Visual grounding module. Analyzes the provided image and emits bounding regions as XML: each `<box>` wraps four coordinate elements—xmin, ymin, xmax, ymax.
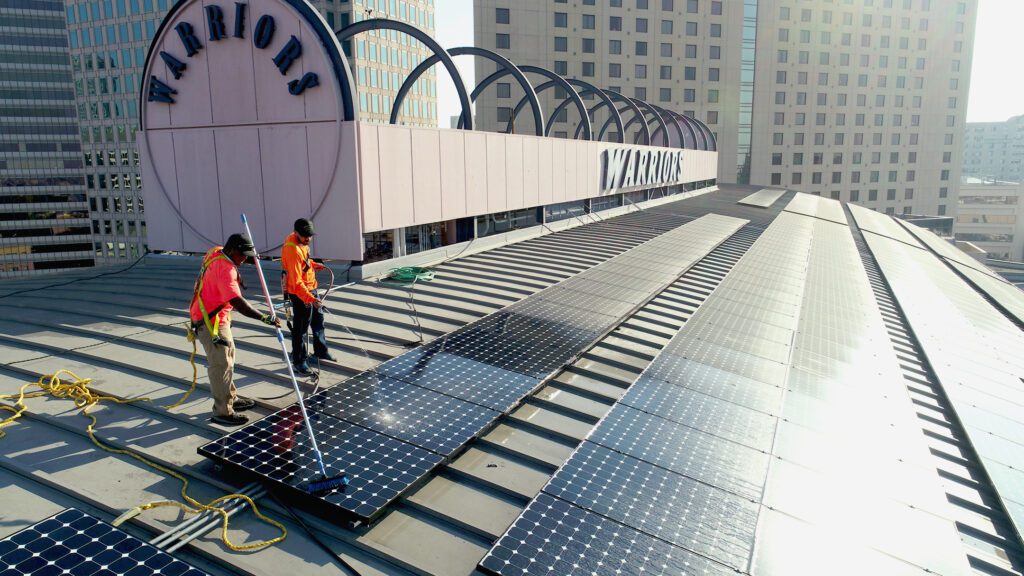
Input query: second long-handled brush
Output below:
<box><xmin>241</xmin><ymin>213</ymin><xmax>349</xmax><ymax>495</ymax></box>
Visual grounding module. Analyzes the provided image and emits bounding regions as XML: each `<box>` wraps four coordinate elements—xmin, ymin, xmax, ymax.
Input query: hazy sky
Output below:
<box><xmin>434</xmin><ymin>0</ymin><xmax>1020</xmax><ymax>126</ymax></box>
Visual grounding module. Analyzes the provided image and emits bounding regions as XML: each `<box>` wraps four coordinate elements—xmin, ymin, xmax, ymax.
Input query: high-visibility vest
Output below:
<box><xmin>190</xmin><ymin>247</ymin><xmax>233</xmax><ymax>339</ymax></box>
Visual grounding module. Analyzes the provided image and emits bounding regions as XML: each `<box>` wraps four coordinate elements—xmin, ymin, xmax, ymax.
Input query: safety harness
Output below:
<box><xmin>188</xmin><ymin>246</ymin><xmax>234</xmax><ymax>345</ymax></box>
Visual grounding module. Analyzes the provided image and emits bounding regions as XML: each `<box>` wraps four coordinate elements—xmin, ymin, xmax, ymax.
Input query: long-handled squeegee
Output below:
<box><xmin>241</xmin><ymin>213</ymin><xmax>349</xmax><ymax>495</ymax></box>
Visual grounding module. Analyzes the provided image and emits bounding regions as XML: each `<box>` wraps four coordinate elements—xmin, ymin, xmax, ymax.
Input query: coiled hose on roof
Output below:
<box><xmin>387</xmin><ymin>266</ymin><xmax>435</xmax><ymax>283</ymax></box>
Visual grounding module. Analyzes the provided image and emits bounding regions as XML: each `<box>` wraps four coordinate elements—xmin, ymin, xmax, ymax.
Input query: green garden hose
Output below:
<box><xmin>387</xmin><ymin>266</ymin><xmax>435</xmax><ymax>283</ymax></box>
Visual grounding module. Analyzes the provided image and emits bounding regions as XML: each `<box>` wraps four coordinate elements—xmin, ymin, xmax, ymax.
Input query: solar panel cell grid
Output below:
<box><xmin>543</xmin><ymin>442</ymin><xmax>759</xmax><ymax>570</ymax></box>
<box><xmin>199</xmin><ymin>406</ymin><xmax>442</xmax><ymax>521</ymax></box>
<box><xmin>304</xmin><ymin>372</ymin><xmax>499</xmax><ymax>456</ymax></box>
<box><xmin>479</xmin><ymin>493</ymin><xmax>735</xmax><ymax>576</ymax></box>
<box><xmin>0</xmin><ymin>508</ymin><xmax>208</xmax><ymax>576</ymax></box>
<box><xmin>590</xmin><ymin>404</ymin><xmax>770</xmax><ymax>501</ymax></box>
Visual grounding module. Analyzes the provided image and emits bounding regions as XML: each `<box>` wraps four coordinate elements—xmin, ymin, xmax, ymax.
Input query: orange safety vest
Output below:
<box><xmin>189</xmin><ymin>247</ymin><xmax>233</xmax><ymax>339</ymax></box>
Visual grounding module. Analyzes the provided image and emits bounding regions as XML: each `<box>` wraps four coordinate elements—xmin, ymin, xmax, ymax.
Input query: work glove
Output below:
<box><xmin>260</xmin><ymin>313</ymin><xmax>281</xmax><ymax>328</ymax></box>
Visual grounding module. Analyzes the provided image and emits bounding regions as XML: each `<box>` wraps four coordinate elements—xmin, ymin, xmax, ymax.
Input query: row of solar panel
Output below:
<box><xmin>483</xmin><ymin>199</ymin><xmax>972</xmax><ymax>575</ymax></box>
<box><xmin>0</xmin><ymin>508</ymin><xmax>208</xmax><ymax>576</ymax></box>
<box><xmin>200</xmin><ymin>214</ymin><xmax>747</xmax><ymax>522</ymax></box>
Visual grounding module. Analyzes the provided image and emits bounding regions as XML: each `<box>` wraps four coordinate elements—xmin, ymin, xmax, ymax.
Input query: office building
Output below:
<box><xmin>963</xmin><ymin>115</ymin><xmax>1024</xmax><ymax>183</ymax></box>
<box><xmin>0</xmin><ymin>0</ymin><xmax>93</xmax><ymax>277</ymax></box>
<box><xmin>474</xmin><ymin>0</ymin><xmax>977</xmax><ymax>216</ymax></box>
<box><xmin>954</xmin><ymin>177</ymin><xmax>1024</xmax><ymax>261</ymax></box>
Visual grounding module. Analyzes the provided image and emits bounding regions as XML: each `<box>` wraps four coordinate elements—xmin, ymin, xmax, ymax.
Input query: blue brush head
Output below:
<box><xmin>303</xmin><ymin>474</ymin><xmax>350</xmax><ymax>495</ymax></box>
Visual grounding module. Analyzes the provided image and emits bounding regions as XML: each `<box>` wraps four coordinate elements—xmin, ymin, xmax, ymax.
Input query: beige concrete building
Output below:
<box><xmin>473</xmin><ymin>0</ymin><xmax>742</xmax><ymax>182</ymax></box>
<box><xmin>955</xmin><ymin>177</ymin><xmax>1024</xmax><ymax>261</ymax></box>
<box><xmin>474</xmin><ymin>0</ymin><xmax>977</xmax><ymax>217</ymax></box>
<box><xmin>963</xmin><ymin>115</ymin><xmax>1024</xmax><ymax>183</ymax></box>
<box><xmin>754</xmin><ymin>0</ymin><xmax>977</xmax><ymax>217</ymax></box>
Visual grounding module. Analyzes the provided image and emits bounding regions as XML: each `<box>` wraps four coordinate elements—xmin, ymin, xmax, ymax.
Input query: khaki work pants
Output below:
<box><xmin>197</xmin><ymin>323</ymin><xmax>237</xmax><ymax>417</ymax></box>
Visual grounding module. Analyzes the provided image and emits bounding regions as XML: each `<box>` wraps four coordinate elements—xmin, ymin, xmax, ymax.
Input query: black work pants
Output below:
<box><xmin>289</xmin><ymin>293</ymin><xmax>328</xmax><ymax>366</ymax></box>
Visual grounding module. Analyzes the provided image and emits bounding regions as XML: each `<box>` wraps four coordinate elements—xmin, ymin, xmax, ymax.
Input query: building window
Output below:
<box><xmin>685</xmin><ymin>88</ymin><xmax>695</xmax><ymax>102</ymax></box>
<box><xmin>582</xmin><ymin>62</ymin><xmax>595</xmax><ymax>76</ymax></box>
<box><xmin>636</xmin><ymin>41</ymin><xmax>647</xmax><ymax>56</ymax></box>
<box><xmin>554</xmin><ymin>37</ymin><xmax>567</xmax><ymax>51</ymax></box>
<box><xmin>660</xmin><ymin>65</ymin><xmax>672</xmax><ymax>79</ymax></box>
<box><xmin>496</xmin><ymin>83</ymin><xmax>511</xmax><ymax>98</ymax></box>
<box><xmin>659</xmin><ymin>88</ymin><xmax>671</xmax><ymax>102</ymax></box>
<box><xmin>687</xmin><ymin>0</ymin><xmax>697</xmax><ymax>13</ymax></box>
<box><xmin>610</xmin><ymin>16</ymin><xmax>622</xmax><ymax>30</ymax></box>
<box><xmin>662</xmin><ymin>20</ymin><xmax>673</xmax><ymax>34</ymax></box>
<box><xmin>635</xmin><ymin>17</ymin><xmax>646</xmax><ymax>32</ymax></box>
<box><xmin>710</xmin><ymin>23</ymin><xmax>721</xmax><ymax>37</ymax></box>
<box><xmin>635</xmin><ymin>64</ymin><xmax>647</xmax><ymax>78</ymax></box>
<box><xmin>662</xmin><ymin>0</ymin><xmax>673</xmax><ymax>10</ymax></box>
<box><xmin>685</xmin><ymin>67</ymin><xmax>696</xmax><ymax>80</ymax></box>
<box><xmin>660</xmin><ymin>43</ymin><xmax>672</xmax><ymax>57</ymax></box>
<box><xmin>772</xmin><ymin>173</ymin><xmax>782</xmax><ymax>185</ymax></box>
<box><xmin>772</xmin><ymin>153</ymin><xmax>782</xmax><ymax>166</ymax></box>
<box><xmin>634</xmin><ymin>87</ymin><xmax>646</xmax><ymax>99</ymax></box>
<box><xmin>497</xmin><ymin>107</ymin><xmax>512</xmax><ymax>123</ymax></box>
<box><xmin>496</xmin><ymin>8</ymin><xmax>509</xmax><ymax>24</ymax></box>
<box><xmin>495</xmin><ymin>33</ymin><xmax>510</xmax><ymax>49</ymax></box>
<box><xmin>582</xmin><ymin>38</ymin><xmax>595</xmax><ymax>52</ymax></box>
<box><xmin>554</xmin><ymin>60</ymin><xmax>568</xmax><ymax>74</ymax></box>
<box><xmin>609</xmin><ymin>39</ymin><xmax>622</xmax><ymax>54</ymax></box>
<box><xmin>554</xmin><ymin>12</ymin><xmax>567</xmax><ymax>27</ymax></box>
<box><xmin>583</xmin><ymin>14</ymin><xmax>596</xmax><ymax>29</ymax></box>
<box><xmin>708</xmin><ymin>89</ymin><xmax>719</xmax><ymax>103</ymax></box>
<box><xmin>609</xmin><ymin>63</ymin><xmax>621</xmax><ymax>77</ymax></box>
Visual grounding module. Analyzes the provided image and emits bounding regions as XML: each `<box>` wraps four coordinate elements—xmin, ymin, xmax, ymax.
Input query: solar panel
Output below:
<box><xmin>543</xmin><ymin>442</ymin><xmax>758</xmax><ymax>570</ymax></box>
<box><xmin>304</xmin><ymin>372</ymin><xmax>499</xmax><ymax>456</ymax></box>
<box><xmin>478</xmin><ymin>493</ymin><xmax>735</xmax><ymax>576</ymax></box>
<box><xmin>0</xmin><ymin>508</ymin><xmax>208</xmax><ymax>576</ymax></box>
<box><xmin>737</xmin><ymin>188</ymin><xmax>786</xmax><ymax>208</ymax></box>
<box><xmin>630</xmin><ymin>359</ymin><xmax>785</xmax><ymax>414</ymax></box>
<box><xmin>375</xmin><ymin>346</ymin><xmax>540</xmax><ymax>412</ymax></box>
<box><xmin>198</xmin><ymin>406</ymin><xmax>442</xmax><ymax>521</ymax></box>
<box><xmin>589</xmin><ymin>404</ymin><xmax>770</xmax><ymax>500</ymax></box>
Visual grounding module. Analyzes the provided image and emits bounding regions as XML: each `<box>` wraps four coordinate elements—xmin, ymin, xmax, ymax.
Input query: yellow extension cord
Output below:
<box><xmin>0</xmin><ymin>361</ymin><xmax>288</xmax><ymax>552</ymax></box>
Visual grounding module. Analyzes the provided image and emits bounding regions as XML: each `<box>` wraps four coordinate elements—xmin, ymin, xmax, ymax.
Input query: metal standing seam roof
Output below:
<box><xmin>1</xmin><ymin>184</ymin><xmax>1023</xmax><ymax>576</ymax></box>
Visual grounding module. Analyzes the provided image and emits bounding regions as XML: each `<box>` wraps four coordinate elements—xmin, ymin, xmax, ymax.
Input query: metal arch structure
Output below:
<box><xmin>655</xmin><ymin>108</ymin><xmax>697</xmax><ymax>149</ymax></box>
<box><xmin>629</xmin><ymin>99</ymin><xmax>671</xmax><ymax>147</ymax></box>
<box><xmin>511</xmin><ymin>79</ymin><xmax>623</xmax><ymax>143</ymax></box>
<box><xmin>658</xmin><ymin>108</ymin><xmax>703</xmax><ymax>150</ymax></box>
<box><xmin>467</xmin><ymin>65</ymin><xmax>592</xmax><ymax>140</ymax></box>
<box><xmin>335</xmin><ymin>18</ymin><xmax>475</xmax><ymax>129</ymax></box>
<box><xmin>389</xmin><ymin>46</ymin><xmax>544</xmax><ymax>137</ymax></box>
<box><xmin>650</xmin><ymin>105</ymin><xmax>687</xmax><ymax>149</ymax></box>
<box><xmin>695</xmin><ymin>116</ymin><xmax>718</xmax><ymax>151</ymax></box>
<box><xmin>584</xmin><ymin>89</ymin><xmax>651</xmax><ymax>145</ymax></box>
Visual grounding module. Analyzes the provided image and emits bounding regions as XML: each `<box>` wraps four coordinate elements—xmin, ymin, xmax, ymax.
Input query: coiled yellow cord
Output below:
<box><xmin>0</xmin><ymin>369</ymin><xmax>286</xmax><ymax>552</ymax></box>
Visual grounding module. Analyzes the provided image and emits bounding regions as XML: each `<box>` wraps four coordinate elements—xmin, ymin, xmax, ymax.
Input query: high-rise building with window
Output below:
<box><xmin>0</xmin><ymin>0</ymin><xmax>93</xmax><ymax>277</ymax></box>
<box><xmin>58</xmin><ymin>0</ymin><xmax>437</xmax><ymax>269</ymax></box>
<box><xmin>474</xmin><ymin>0</ymin><xmax>977</xmax><ymax>217</ymax></box>
<box><xmin>963</xmin><ymin>115</ymin><xmax>1024</xmax><ymax>183</ymax></box>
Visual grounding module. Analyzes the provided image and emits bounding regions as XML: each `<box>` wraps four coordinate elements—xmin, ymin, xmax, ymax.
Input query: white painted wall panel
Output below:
<box><xmin>214</xmin><ymin>128</ymin><xmax>265</xmax><ymax>244</ymax></box>
<box><xmin>358</xmin><ymin>124</ymin><xmax>382</xmax><ymax>232</ymax></box>
<box><xmin>464</xmin><ymin>132</ymin><xmax>488</xmax><ymax>217</ymax></box>
<box><xmin>537</xmin><ymin>138</ymin><xmax>553</xmax><ymax>206</ymax></box>
<box><xmin>522</xmin><ymin>137</ymin><xmax>540</xmax><ymax>208</ymax></box>
<box><xmin>259</xmin><ymin>125</ymin><xmax>311</xmax><ymax>251</ymax></box>
<box><xmin>506</xmin><ymin>137</ymin><xmax>525</xmax><ymax>210</ymax></box>
<box><xmin>439</xmin><ymin>130</ymin><xmax>468</xmax><ymax>220</ymax></box>
<box><xmin>485</xmin><ymin>134</ymin><xmax>507</xmax><ymax>213</ymax></box>
<box><xmin>172</xmin><ymin>131</ymin><xmax>221</xmax><ymax>252</ymax></box>
<box><xmin>377</xmin><ymin>126</ymin><xmax>415</xmax><ymax>229</ymax></box>
<box><xmin>411</xmin><ymin>129</ymin><xmax>443</xmax><ymax>224</ymax></box>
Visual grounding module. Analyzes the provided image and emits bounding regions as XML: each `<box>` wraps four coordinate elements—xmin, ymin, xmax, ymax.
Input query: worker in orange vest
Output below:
<box><xmin>189</xmin><ymin>233</ymin><xmax>281</xmax><ymax>426</ymax></box>
<box><xmin>282</xmin><ymin>218</ymin><xmax>333</xmax><ymax>376</ymax></box>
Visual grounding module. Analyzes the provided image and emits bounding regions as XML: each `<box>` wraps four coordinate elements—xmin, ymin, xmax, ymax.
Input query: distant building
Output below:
<box><xmin>954</xmin><ymin>177</ymin><xmax>1024</xmax><ymax>261</ymax></box>
<box><xmin>963</xmin><ymin>115</ymin><xmax>1024</xmax><ymax>184</ymax></box>
<box><xmin>0</xmin><ymin>0</ymin><xmax>93</xmax><ymax>277</ymax></box>
<box><xmin>474</xmin><ymin>0</ymin><xmax>977</xmax><ymax>217</ymax></box>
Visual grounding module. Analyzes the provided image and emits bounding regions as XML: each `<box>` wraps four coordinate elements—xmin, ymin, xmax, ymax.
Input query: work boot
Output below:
<box><xmin>293</xmin><ymin>361</ymin><xmax>313</xmax><ymax>376</ymax></box>
<box><xmin>313</xmin><ymin>352</ymin><xmax>336</xmax><ymax>362</ymax></box>
<box><xmin>233</xmin><ymin>397</ymin><xmax>255</xmax><ymax>412</ymax></box>
<box><xmin>211</xmin><ymin>413</ymin><xmax>249</xmax><ymax>426</ymax></box>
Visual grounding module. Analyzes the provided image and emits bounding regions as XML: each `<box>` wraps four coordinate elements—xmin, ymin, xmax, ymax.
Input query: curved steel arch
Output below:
<box><xmin>658</xmin><ymin>108</ymin><xmax>701</xmax><ymax>149</ymax></box>
<box><xmin>336</xmin><ymin>18</ymin><xmax>474</xmax><ymax>129</ymax></box>
<box><xmin>630</xmin><ymin>99</ymin><xmax>671</xmax><ymax>147</ymax></box>
<box><xmin>655</xmin><ymin>107</ymin><xmax>696</xmax><ymax>147</ymax></box>
<box><xmin>468</xmin><ymin>65</ymin><xmax>592</xmax><ymax>140</ymax></box>
<box><xmin>588</xmin><ymin>89</ymin><xmax>651</xmax><ymax>144</ymax></box>
<box><xmin>390</xmin><ymin>46</ymin><xmax>544</xmax><ymax>136</ymax></box>
<box><xmin>657</xmin><ymin>108</ymin><xmax>697</xmax><ymax>149</ymax></box>
<box><xmin>692</xmin><ymin>116</ymin><xmax>717</xmax><ymax>151</ymax></box>
<box><xmin>512</xmin><ymin>79</ymin><xmax>622</xmax><ymax>143</ymax></box>
<box><xmin>650</xmin><ymin>105</ymin><xmax>687</xmax><ymax>149</ymax></box>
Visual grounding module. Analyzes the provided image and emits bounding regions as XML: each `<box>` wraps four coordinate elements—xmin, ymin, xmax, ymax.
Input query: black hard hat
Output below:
<box><xmin>224</xmin><ymin>233</ymin><xmax>257</xmax><ymax>257</ymax></box>
<box><xmin>294</xmin><ymin>218</ymin><xmax>315</xmax><ymax>237</ymax></box>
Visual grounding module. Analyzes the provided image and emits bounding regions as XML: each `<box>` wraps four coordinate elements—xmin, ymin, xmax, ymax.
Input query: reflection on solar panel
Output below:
<box><xmin>544</xmin><ymin>442</ymin><xmax>758</xmax><ymax>570</ymax></box>
<box><xmin>737</xmin><ymin>187</ymin><xmax>786</xmax><ymax>207</ymax></box>
<box><xmin>199</xmin><ymin>406</ymin><xmax>443</xmax><ymax>521</ymax></box>
<box><xmin>484</xmin><ymin>203</ymin><xmax>975</xmax><ymax>576</ymax></box>
<box><xmin>201</xmin><ymin>214</ymin><xmax>747</xmax><ymax>522</ymax></box>
<box><xmin>478</xmin><ymin>493</ymin><xmax>735</xmax><ymax>576</ymax></box>
<box><xmin>847</xmin><ymin>202</ymin><xmax>922</xmax><ymax>248</ymax></box>
<box><xmin>865</xmin><ymin>230</ymin><xmax>1024</xmax><ymax>542</ymax></box>
<box><xmin>948</xmin><ymin>259</ymin><xmax>1024</xmax><ymax>327</ymax></box>
<box><xmin>0</xmin><ymin>508</ymin><xmax>208</xmax><ymax>576</ymax></box>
